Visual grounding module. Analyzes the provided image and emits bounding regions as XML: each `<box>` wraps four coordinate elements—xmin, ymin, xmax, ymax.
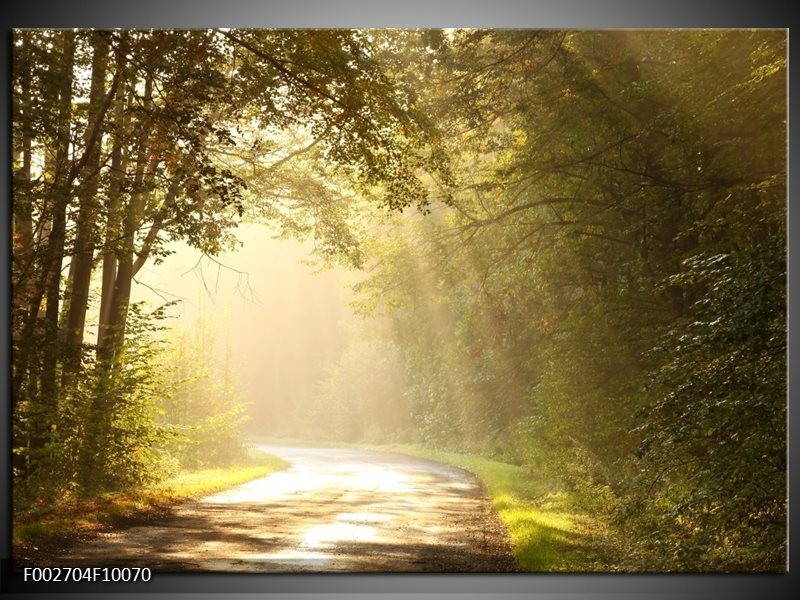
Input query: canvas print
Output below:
<box><xmin>10</xmin><ymin>28</ymin><xmax>786</xmax><ymax>573</ymax></box>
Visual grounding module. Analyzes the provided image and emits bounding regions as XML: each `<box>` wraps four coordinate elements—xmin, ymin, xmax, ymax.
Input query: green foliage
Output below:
<box><xmin>346</xmin><ymin>29</ymin><xmax>786</xmax><ymax>571</ymax></box>
<box><xmin>226</xmin><ymin>29</ymin><xmax>452</xmax><ymax>212</ymax></box>
<box><xmin>14</xmin><ymin>303</ymin><xmax>173</xmax><ymax>505</ymax></box>
<box><xmin>159</xmin><ymin>304</ymin><xmax>251</xmax><ymax>469</ymax></box>
<box><xmin>12</xmin><ymin>26</ymin><xmax>453</xmax><ymax>510</ymax></box>
<box><xmin>301</xmin><ymin>333</ymin><xmax>413</xmax><ymax>443</ymax></box>
<box><xmin>93</xmin><ymin>303</ymin><xmax>175</xmax><ymax>490</ymax></box>
<box><xmin>11</xmin><ymin>28</ymin><xmax>786</xmax><ymax>573</ymax></box>
<box><xmin>164</xmin><ymin>448</ymin><xmax>289</xmax><ymax>498</ymax></box>
<box><xmin>628</xmin><ymin>237</ymin><xmax>786</xmax><ymax>571</ymax></box>
<box><xmin>379</xmin><ymin>444</ymin><xmax>619</xmax><ymax>571</ymax></box>
<box><xmin>14</xmin><ymin>449</ymin><xmax>289</xmax><ymax>547</ymax></box>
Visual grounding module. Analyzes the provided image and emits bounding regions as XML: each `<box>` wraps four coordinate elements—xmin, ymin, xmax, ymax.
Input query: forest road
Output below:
<box><xmin>39</xmin><ymin>445</ymin><xmax>518</xmax><ymax>572</ymax></box>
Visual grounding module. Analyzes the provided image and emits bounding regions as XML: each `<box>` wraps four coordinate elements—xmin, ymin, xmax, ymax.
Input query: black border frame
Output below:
<box><xmin>1</xmin><ymin>1</ymin><xmax>795</xmax><ymax>598</ymax></box>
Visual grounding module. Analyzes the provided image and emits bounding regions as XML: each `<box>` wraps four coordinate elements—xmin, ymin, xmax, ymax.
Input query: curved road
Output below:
<box><xmin>44</xmin><ymin>445</ymin><xmax>517</xmax><ymax>572</ymax></box>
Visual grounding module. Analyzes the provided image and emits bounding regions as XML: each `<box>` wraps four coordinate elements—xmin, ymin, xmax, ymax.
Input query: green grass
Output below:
<box><xmin>251</xmin><ymin>436</ymin><xmax>618</xmax><ymax>571</ymax></box>
<box><xmin>13</xmin><ymin>448</ymin><xmax>289</xmax><ymax>545</ymax></box>
<box><xmin>162</xmin><ymin>451</ymin><xmax>288</xmax><ymax>499</ymax></box>
<box><xmin>372</xmin><ymin>444</ymin><xmax>616</xmax><ymax>572</ymax></box>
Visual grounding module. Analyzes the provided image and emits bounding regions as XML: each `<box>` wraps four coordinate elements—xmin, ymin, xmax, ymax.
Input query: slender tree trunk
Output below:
<box><xmin>99</xmin><ymin>71</ymin><xmax>158</xmax><ymax>369</ymax></box>
<box><xmin>62</xmin><ymin>32</ymin><xmax>111</xmax><ymax>383</ymax></box>
<box><xmin>33</xmin><ymin>30</ymin><xmax>76</xmax><ymax>460</ymax></box>
<box><xmin>104</xmin><ymin>154</ymin><xmax>159</xmax><ymax>366</ymax></box>
<box><xmin>12</xmin><ymin>31</ymin><xmax>34</xmax><ymax>312</ymax></box>
<box><xmin>12</xmin><ymin>32</ymin><xmax>34</xmax><ymax>375</ymax></box>
<box><xmin>97</xmin><ymin>64</ymin><xmax>129</xmax><ymax>357</ymax></box>
<box><xmin>81</xmin><ymin>63</ymin><xmax>154</xmax><ymax>491</ymax></box>
<box><xmin>11</xmin><ymin>30</ymin><xmax>36</xmax><ymax>475</ymax></box>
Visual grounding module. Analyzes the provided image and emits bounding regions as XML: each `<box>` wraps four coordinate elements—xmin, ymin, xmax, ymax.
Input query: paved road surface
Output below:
<box><xmin>40</xmin><ymin>445</ymin><xmax>517</xmax><ymax>572</ymax></box>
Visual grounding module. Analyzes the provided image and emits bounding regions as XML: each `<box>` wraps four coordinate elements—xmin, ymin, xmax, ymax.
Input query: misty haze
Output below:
<box><xmin>11</xmin><ymin>28</ymin><xmax>786</xmax><ymax>573</ymax></box>
<box><xmin>132</xmin><ymin>225</ymin><xmax>361</xmax><ymax>441</ymax></box>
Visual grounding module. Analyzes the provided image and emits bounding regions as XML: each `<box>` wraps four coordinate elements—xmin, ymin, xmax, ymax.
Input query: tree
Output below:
<box><xmin>160</xmin><ymin>300</ymin><xmax>250</xmax><ymax>469</ymax></box>
<box><xmin>11</xmin><ymin>27</ymin><xmax>452</xmax><ymax>497</ymax></box>
<box><xmin>349</xmin><ymin>28</ymin><xmax>786</xmax><ymax>569</ymax></box>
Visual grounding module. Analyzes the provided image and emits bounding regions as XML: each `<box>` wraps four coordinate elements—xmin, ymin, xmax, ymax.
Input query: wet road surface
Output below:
<box><xmin>40</xmin><ymin>445</ymin><xmax>517</xmax><ymax>572</ymax></box>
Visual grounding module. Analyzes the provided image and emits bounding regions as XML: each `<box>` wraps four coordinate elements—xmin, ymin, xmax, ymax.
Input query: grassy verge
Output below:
<box><xmin>13</xmin><ymin>448</ymin><xmax>289</xmax><ymax>546</ymax></box>
<box><xmin>164</xmin><ymin>451</ymin><xmax>288</xmax><ymax>498</ymax></box>
<box><xmin>369</xmin><ymin>444</ymin><xmax>620</xmax><ymax>572</ymax></box>
<box><xmin>253</xmin><ymin>436</ymin><xmax>618</xmax><ymax>571</ymax></box>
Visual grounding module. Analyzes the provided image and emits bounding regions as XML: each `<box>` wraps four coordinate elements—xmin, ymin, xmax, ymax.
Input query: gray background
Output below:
<box><xmin>1</xmin><ymin>1</ymin><xmax>795</xmax><ymax>598</ymax></box>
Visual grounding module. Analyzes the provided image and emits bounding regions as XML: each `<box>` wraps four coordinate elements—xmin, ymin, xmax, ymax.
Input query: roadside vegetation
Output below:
<box><xmin>374</xmin><ymin>445</ymin><xmax>621</xmax><ymax>572</ymax></box>
<box><xmin>12</xmin><ymin>29</ymin><xmax>785</xmax><ymax>572</ymax></box>
<box><xmin>254</xmin><ymin>437</ymin><xmax>619</xmax><ymax>571</ymax></box>
<box><xmin>269</xmin><ymin>30</ymin><xmax>786</xmax><ymax>572</ymax></box>
<box><xmin>13</xmin><ymin>447</ymin><xmax>287</xmax><ymax>547</ymax></box>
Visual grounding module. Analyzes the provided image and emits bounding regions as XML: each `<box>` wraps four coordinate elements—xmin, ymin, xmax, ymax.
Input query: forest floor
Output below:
<box><xmin>14</xmin><ymin>445</ymin><xmax>517</xmax><ymax>573</ymax></box>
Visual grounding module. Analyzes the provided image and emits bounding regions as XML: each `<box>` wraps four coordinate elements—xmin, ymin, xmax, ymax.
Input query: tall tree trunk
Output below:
<box><xmin>82</xmin><ymin>71</ymin><xmax>156</xmax><ymax>492</ymax></box>
<box><xmin>99</xmin><ymin>72</ymin><xmax>157</xmax><ymax>368</ymax></box>
<box><xmin>32</xmin><ymin>30</ymin><xmax>76</xmax><ymax>462</ymax></box>
<box><xmin>11</xmin><ymin>30</ymin><xmax>36</xmax><ymax>475</ymax></box>
<box><xmin>104</xmin><ymin>154</ymin><xmax>159</xmax><ymax>366</ymax></box>
<box><xmin>62</xmin><ymin>31</ymin><xmax>111</xmax><ymax>383</ymax></box>
<box><xmin>12</xmin><ymin>31</ymin><xmax>34</xmax><ymax>318</ymax></box>
<box><xmin>97</xmin><ymin>60</ymin><xmax>129</xmax><ymax>357</ymax></box>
